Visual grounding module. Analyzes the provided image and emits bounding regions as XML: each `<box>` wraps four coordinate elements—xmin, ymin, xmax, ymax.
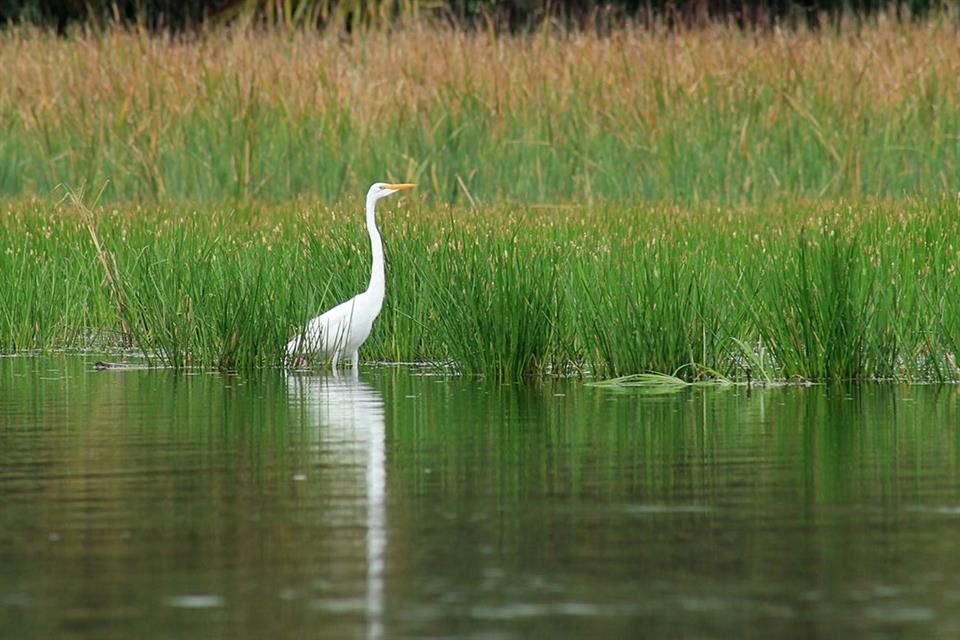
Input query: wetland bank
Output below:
<box><xmin>2</xmin><ymin>19</ymin><xmax>959</xmax><ymax>379</ymax></box>
<box><xmin>3</xmin><ymin>195</ymin><xmax>959</xmax><ymax>380</ymax></box>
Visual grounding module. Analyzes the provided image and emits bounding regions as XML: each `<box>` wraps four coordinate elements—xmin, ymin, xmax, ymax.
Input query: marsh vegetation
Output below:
<box><xmin>1</xmin><ymin>19</ymin><xmax>958</xmax><ymax>380</ymax></box>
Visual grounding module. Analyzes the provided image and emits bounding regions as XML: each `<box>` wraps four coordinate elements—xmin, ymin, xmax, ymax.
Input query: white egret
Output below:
<box><xmin>286</xmin><ymin>182</ymin><xmax>415</xmax><ymax>371</ymax></box>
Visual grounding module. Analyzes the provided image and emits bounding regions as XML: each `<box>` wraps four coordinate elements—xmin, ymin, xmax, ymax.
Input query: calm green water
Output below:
<box><xmin>1</xmin><ymin>357</ymin><xmax>959</xmax><ymax>639</ymax></box>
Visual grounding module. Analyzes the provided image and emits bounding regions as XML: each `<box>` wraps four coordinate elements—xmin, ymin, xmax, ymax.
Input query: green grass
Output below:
<box><xmin>2</xmin><ymin>195</ymin><xmax>958</xmax><ymax>381</ymax></box>
<box><xmin>4</xmin><ymin>83</ymin><xmax>957</xmax><ymax>207</ymax></box>
<box><xmin>2</xmin><ymin>23</ymin><xmax>959</xmax><ymax>380</ymax></box>
<box><xmin>411</xmin><ymin>224</ymin><xmax>565</xmax><ymax>377</ymax></box>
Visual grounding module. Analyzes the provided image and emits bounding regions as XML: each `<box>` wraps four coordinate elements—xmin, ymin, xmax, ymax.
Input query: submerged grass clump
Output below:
<box><xmin>2</xmin><ymin>196</ymin><xmax>958</xmax><ymax>382</ymax></box>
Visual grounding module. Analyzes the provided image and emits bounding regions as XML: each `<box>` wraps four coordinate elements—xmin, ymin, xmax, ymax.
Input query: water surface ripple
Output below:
<box><xmin>1</xmin><ymin>357</ymin><xmax>958</xmax><ymax>639</ymax></box>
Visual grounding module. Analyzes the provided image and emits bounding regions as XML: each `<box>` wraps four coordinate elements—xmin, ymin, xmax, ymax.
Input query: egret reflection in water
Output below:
<box><xmin>286</xmin><ymin>374</ymin><xmax>387</xmax><ymax>640</ymax></box>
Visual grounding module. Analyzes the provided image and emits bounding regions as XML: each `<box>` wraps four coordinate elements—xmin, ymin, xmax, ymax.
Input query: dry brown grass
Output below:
<box><xmin>1</xmin><ymin>17</ymin><xmax>957</xmax><ymax>203</ymax></box>
<box><xmin>3</xmin><ymin>18</ymin><xmax>957</xmax><ymax>128</ymax></box>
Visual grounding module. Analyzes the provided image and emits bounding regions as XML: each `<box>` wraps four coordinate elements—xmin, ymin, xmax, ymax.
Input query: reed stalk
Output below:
<box><xmin>3</xmin><ymin>197</ymin><xmax>958</xmax><ymax>381</ymax></box>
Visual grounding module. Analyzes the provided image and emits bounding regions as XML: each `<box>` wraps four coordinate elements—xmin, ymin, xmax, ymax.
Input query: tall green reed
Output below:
<box><xmin>2</xmin><ymin>197</ymin><xmax>959</xmax><ymax>381</ymax></box>
<box><xmin>751</xmin><ymin>229</ymin><xmax>875</xmax><ymax>380</ymax></box>
<box><xmin>0</xmin><ymin>210</ymin><xmax>108</xmax><ymax>350</ymax></box>
<box><xmin>7</xmin><ymin>93</ymin><xmax>957</xmax><ymax>207</ymax></box>
<box><xmin>410</xmin><ymin>218</ymin><xmax>564</xmax><ymax>377</ymax></box>
<box><xmin>574</xmin><ymin>239</ymin><xmax>739</xmax><ymax>379</ymax></box>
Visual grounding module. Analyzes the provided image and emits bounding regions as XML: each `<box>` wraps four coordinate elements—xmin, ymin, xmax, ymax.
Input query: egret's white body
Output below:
<box><xmin>286</xmin><ymin>182</ymin><xmax>414</xmax><ymax>371</ymax></box>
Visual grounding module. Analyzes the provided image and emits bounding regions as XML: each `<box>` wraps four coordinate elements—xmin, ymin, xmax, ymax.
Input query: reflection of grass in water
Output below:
<box><xmin>1</xmin><ymin>21</ymin><xmax>959</xmax><ymax>204</ymax></box>
<box><xmin>2</xmin><ymin>197</ymin><xmax>958</xmax><ymax>382</ymax></box>
<box><xmin>383</xmin><ymin>372</ymin><xmax>960</xmax><ymax>521</ymax></box>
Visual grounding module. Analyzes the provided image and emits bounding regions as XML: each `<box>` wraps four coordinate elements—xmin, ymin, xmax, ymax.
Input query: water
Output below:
<box><xmin>1</xmin><ymin>356</ymin><xmax>959</xmax><ymax>639</ymax></box>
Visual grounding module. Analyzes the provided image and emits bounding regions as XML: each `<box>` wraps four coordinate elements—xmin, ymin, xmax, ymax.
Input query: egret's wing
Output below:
<box><xmin>286</xmin><ymin>296</ymin><xmax>359</xmax><ymax>357</ymax></box>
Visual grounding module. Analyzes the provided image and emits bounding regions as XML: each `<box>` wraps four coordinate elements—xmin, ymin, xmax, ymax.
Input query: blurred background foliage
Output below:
<box><xmin>0</xmin><ymin>0</ymin><xmax>949</xmax><ymax>33</ymax></box>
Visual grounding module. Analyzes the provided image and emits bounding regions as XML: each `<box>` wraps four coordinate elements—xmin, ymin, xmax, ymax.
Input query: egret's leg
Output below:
<box><xmin>350</xmin><ymin>350</ymin><xmax>360</xmax><ymax>373</ymax></box>
<box><xmin>284</xmin><ymin>337</ymin><xmax>300</xmax><ymax>367</ymax></box>
<box><xmin>331</xmin><ymin>349</ymin><xmax>340</xmax><ymax>370</ymax></box>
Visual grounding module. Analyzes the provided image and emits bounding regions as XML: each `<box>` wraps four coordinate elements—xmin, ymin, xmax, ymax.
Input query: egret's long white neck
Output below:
<box><xmin>365</xmin><ymin>194</ymin><xmax>385</xmax><ymax>304</ymax></box>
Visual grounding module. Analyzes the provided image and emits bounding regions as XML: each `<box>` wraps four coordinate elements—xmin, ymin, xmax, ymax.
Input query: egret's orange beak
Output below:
<box><xmin>387</xmin><ymin>183</ymin><xmax>416</xmax><ymax>191</ymax></box>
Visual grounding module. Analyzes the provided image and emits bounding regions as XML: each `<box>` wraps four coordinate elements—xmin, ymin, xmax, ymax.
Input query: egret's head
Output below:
<box><xmin>368</xmin><ymin>182</ymin><xmax>416</xmax><ymax>202</ymax></box>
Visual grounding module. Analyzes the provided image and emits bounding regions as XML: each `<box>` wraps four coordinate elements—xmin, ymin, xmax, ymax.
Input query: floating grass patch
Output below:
<box><xmin>586</xmin><ymin>371</ymin><xmax>735</xmax><ymax>392</ymax></box>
